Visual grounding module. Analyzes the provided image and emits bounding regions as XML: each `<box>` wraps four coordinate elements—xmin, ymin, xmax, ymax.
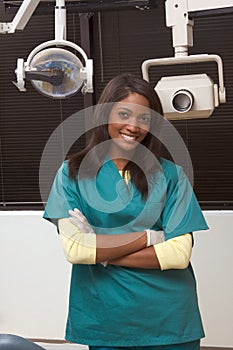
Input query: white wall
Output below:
<box><xmin>0</xmin><ymin>211</ymin><xmax>233</xmax><ymax>347</ymax></box>
<box><xmin>0</xmin><ymin>212</ymin><xmax>70</xmax><ymax>340</ymax></box>
<box><xmin>191</xmin><ymin>211</ymin><xmax>233</xmax><ymax>347</ymax></box>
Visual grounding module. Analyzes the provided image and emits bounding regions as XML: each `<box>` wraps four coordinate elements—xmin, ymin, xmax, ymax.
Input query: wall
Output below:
<box><xmin>191</xmin><ymin>211</ymin><xmax>233</xmax><ymax>347</ymax></box>
<box><xmin>0</xmin><ymin>212</ymin><xmax>70</xmax><ymax>339</ymax></box>
<box><xmin>0</xmin><ymin>211</ymin><xmax>232</xmax><ymax>347</ymax></box>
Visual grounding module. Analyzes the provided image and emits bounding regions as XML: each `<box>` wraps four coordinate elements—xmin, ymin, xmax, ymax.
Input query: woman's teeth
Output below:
<box><xmin>121</xmin><ymin>133</ymin><xmax>136</xmax><ymax>141</ymax></box>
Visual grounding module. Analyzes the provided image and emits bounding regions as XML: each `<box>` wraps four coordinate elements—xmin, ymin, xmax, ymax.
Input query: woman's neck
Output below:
<box><xmin>109</xmin><ymin>147</ymin><xmax>135</xmax><ymax>170</ymax></box>
<box><xmin>111</xmin><ymin>158</ymin><xmax>129</xmax><ymax>171</ymax></box>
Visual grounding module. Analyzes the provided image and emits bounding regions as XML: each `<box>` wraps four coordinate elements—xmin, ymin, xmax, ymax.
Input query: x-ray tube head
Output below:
<box><xmin>155</xmin><ymin>73</ymin><xmax>219</xmax><ymax>120</ymax></box>
<box><xmin>172</xmin><ymin>89</ymin><xmax>193</xmax><ymax>113</ymax></box>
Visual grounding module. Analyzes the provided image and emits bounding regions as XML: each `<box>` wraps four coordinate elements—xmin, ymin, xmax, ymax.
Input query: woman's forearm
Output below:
<box><xmin>108</xmin><ymin>246</ymin><xmax>161</xmax><ymax>269</ymax></box>
<box><xmin>59</xmin><ymin>218</ymin><xmax>148</xmax><ymax>264</ymax></box>
<box><xmin>96</xmin><ymin>231</ymin><xmax>147</xmax><ymax>262</ymax></box>
<box><xmin>108</xmin><ymin>234</ymin><xmax>193</xmax><ymax>270</ymax></box>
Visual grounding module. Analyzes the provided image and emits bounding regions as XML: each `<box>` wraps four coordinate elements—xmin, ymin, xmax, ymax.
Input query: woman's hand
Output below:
<box><xmin>68</xmin><ymin>208</ymin><xmax>95</xmax><ymax>233</ymax></box>
<box><xmin>146</xmin><ymin>229</ymin><xmax>165</xmax><ymax>246</ymax></box>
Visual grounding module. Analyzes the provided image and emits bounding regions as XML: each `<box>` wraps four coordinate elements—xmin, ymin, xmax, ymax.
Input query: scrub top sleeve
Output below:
<box><xmin>43</xmin><ymin>161</ymin><xmax>82</xmax><ymax>224</ymax></box>
<box><xmin>161</xmin><ymin>165</ymin><xmax>209</xmax><ymax>239</ymax></box>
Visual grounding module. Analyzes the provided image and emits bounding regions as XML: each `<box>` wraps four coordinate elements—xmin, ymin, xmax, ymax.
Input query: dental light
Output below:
<box><xmin>14</xmin><ymin>40</ymin><xmax>93</xmax><ymax>98</ymax></box>
<box><xmin>142</xmin><ymin>0</ymin><xmax>232</xmax><ymax>120</ymax></box>
<box><xmin>9</xmin><ymin>0</ymin><xmax>93</xmax><ymax>98</ymax></box>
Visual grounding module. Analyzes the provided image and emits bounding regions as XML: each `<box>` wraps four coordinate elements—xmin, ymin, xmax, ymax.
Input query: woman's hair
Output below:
<box><xmin>68</xmin><ymin>73</ymin><xmax>164</xmax><ymax>199</ymax></box>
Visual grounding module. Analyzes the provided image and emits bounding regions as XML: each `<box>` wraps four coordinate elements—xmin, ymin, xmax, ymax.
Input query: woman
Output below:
<box><xmin>44</xmin><ymin>73</ymin><xmax>208</xmax><ymax>350</ymax></box>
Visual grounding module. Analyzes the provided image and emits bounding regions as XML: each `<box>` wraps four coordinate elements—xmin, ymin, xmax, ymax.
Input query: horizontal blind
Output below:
<box><xmin>1</xmin><ymin>4</ymin><xmax>233</xmax><ymax>209</ymax></box>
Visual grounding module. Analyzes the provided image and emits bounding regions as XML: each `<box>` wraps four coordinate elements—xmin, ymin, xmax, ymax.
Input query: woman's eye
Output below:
<box><xmin>139</xmin><ymin>115</ymin><xmax>151</xmax><ymax>124</ymax></box>
<box><xmin>118</xmin><ymin>112</ymin><xmax>129</xmax><ymax>119</ymax></box>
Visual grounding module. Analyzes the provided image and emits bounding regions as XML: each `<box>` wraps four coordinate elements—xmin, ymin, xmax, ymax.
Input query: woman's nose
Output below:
<box><xmin>125</xmin><ymin>118</ymin><xmax>140</xmax><ymax>132</ymax></box>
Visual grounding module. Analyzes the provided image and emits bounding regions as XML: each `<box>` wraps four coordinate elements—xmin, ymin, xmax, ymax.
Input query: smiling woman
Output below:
<box><xmin>43</xmin><ymin>73</ymin><xmax>208</xmax><ymax>350</ymax></box>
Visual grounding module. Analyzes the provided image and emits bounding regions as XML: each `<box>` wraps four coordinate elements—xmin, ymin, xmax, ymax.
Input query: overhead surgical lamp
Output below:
<box><xmin>11</xmin><ymin>0</ymin><xmax>93</xmax><ymax>98</ymax></box>
<box><xmin>141</xmin><ymin>0</ymin><xmax>232</xmax><ymax>120</ymax></box>
<box><xmin>15</xmin><ymin>40</ymin><xmax>93</xmax><ymax>98</ymax></box>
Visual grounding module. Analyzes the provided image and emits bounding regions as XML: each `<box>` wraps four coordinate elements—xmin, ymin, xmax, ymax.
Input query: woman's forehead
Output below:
<box><xmin>113</xmin><ymin>94</ymin><xmax>151</xmax><ymax>114</ymax></box>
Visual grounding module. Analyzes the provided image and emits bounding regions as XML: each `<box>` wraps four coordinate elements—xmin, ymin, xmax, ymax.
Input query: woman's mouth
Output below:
<box><xmin>120</xmin><ymin>132</ymin><xmax>137</xmax><ymax>142</ymax></box>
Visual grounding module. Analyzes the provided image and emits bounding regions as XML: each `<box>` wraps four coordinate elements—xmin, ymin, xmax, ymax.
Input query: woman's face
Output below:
<box><xmin>108</xmin><ymin>93</ymin><xmax>151</xmax><ymax>156</ymax></box>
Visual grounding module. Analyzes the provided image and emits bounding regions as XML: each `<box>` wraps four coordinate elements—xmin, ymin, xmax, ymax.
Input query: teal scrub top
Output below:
<box><xmin>44</xmin><ymin>157</ymin><xmax>209</xmax><ymax>347</ymax></box>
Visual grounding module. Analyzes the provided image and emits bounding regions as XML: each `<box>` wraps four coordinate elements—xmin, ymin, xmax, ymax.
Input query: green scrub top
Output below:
<box><xmin>44</xmin><ymin>157</ymin><xmax>209</xmax><ymax>347</ymax></box>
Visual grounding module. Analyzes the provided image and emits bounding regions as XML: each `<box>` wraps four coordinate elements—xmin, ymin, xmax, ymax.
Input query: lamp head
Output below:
<box><xmin>29</xmin><ymin>47</ymin><xmax>85</xmax><ymax>98</ymax></box>
<box><xmin>14</xmin><ymin>41</ymin><xmax>93</xmax><ymax>97</ymax></box>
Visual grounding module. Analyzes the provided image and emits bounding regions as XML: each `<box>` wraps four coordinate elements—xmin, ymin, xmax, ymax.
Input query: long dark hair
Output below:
<box><xmin>68</xmin><ymin>73</ymin><xmax>164</xmax><ymax>199</ymax></box>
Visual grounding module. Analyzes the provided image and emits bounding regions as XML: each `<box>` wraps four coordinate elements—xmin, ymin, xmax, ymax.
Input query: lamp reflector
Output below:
<box><xmin>30</xmin><ymin>47</ymin><xmax>84</xmax><ymax>98</ymax></box>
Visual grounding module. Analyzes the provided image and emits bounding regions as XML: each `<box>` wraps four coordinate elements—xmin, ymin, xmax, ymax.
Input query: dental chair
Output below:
<box><xmin>0</xmin><ymin>334</ymin><xmax>45</xmax><ymax>350</ymax></box>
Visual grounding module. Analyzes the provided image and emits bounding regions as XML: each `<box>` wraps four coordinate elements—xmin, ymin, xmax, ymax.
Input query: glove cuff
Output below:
<box><xmin>145</xmin><ymin>229</ymin><xmax>151</xmax><ymax>247</ymax></box>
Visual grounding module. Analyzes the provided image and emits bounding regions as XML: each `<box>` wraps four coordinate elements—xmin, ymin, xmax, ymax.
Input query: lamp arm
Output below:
<box><xmin>0</xmin><ymin>0</ymin><xmax>40</xmax><ymax>34</ymax></box>
<box><xmin>185</xmin><ymin>0</ymin><xmax>233</xmax><ymax>13</ymax></box>
<box><xmin>165</xmin><ymin>0</ymin><xmax>233</xmax><ymax>56</ymax></box>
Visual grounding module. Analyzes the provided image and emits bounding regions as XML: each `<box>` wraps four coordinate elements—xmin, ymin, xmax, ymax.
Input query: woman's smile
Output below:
<box><xmin>120</xmin><ymin>132</ymin><xmax>138</xmax><ymax>142</ymax></box>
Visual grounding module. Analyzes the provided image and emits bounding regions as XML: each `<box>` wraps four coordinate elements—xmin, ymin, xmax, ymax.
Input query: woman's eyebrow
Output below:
<box><xmin>116</xmin><ymin>107</ymin><xmax>132</xmax><ymax>113</ymax></box>
<box><xmin>116</xmin><ymin>106</ymin><xmax>151</xmax><ymax>116</ymax></box>
<box><xmin>139</xmin><ymin>112</ymin><xmax>151</xmax><ymax>116</ymax></box>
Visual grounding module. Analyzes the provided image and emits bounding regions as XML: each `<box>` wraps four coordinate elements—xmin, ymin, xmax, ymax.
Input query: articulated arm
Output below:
<box><xmin>166</xmin><ymin>0</ymin><xmax>233</xmax><ymax>56</ymax></box>
<box><xmin>0</xmin><ymin>0</ymin><xmax>40</xmax><ymax>34</ymax></box>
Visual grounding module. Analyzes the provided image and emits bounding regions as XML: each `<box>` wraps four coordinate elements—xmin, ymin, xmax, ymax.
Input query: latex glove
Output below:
<box><xmin>145</xmin><ymin>229</ymin><xmax>165</xmax><ymax>247</ymax></box>
<box><xmin>68</xmin><ymin>208</ymin><xmax>95</xmax><ymax>233</ymax></box>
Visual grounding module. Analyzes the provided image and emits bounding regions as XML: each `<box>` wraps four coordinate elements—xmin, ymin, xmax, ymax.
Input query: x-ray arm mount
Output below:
<box><xmin>166</xmin><ymin>0</ymin><xmax>233</xmax><ymax>57</ymax></box>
